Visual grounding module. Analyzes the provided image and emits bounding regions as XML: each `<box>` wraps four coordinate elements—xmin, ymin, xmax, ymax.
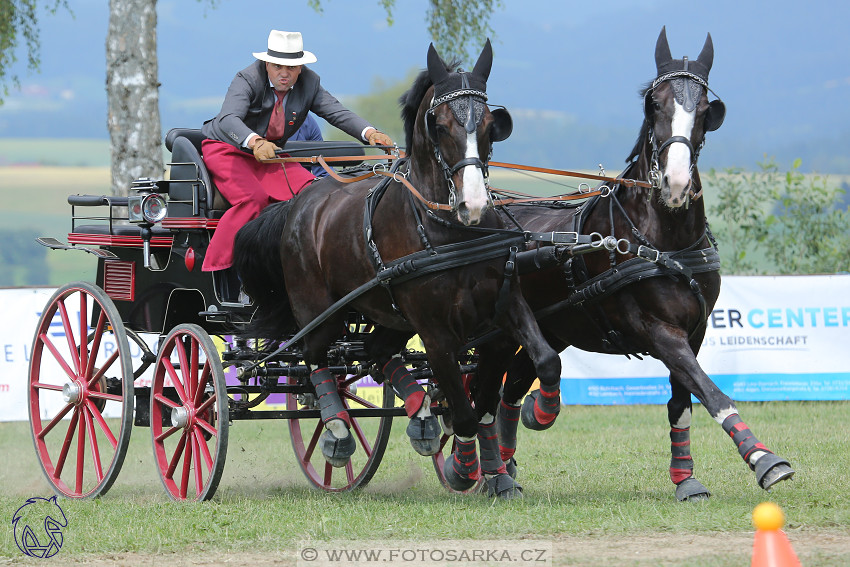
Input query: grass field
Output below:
<box><xmin>1</xmin><ymin>401</ymin><xmax>848</xmax><ymax>565</ymax></box>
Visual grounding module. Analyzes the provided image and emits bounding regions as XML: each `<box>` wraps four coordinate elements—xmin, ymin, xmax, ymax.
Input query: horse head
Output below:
<box><xmin>401</xmin><ymin>39</ymin><xmax>512</xmax><ymax>226</ymax></box>
<box><xmin>640</xmin><ymin>26</ymin><xmax>726</xmax><ymax>209</ymax></box>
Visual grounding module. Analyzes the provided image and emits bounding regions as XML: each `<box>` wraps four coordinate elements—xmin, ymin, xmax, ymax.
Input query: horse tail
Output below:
<box><xmin>233</xmin><ymin>201</ymin><xmax>296</xmax><ymax>339</ymax></box>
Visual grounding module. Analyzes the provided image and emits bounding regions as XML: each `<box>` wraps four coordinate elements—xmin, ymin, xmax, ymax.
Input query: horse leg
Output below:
<box><xmin>667</xmin><ymin>378</ymin><xmax>711</xmax><ymax>501</ymax></box>
<box><xmin>657</xmin><ymin>329</ymin><xmax>795</xmax><ymax>491</ymax></box>
<box><xmin>496</xmin><ymin>301</ymin><xmax>562</xmax><ymax>431</ymax></box>
<box><xmin>365</xmin><ymin>327</ymin><xmax>441</xmax><ymax>456</ymax></box>
<box><xmin>421</xmin><ymin>337</ymin><xmax>480</xmax><ymax>492</ymax></box>
<box><xmin>476</xmin><ymin>342</ymin><xmax>523</xmax><ymax>498</ymax></box>
<box><xmin>303</xmin><ymin>325</ymin><xmax>356</xmax><ymax>467</ymax></box>
<box><xmin>496</xmin><ymin>346</ymin><xmax>536</xmax><ymax>476</ymax></box>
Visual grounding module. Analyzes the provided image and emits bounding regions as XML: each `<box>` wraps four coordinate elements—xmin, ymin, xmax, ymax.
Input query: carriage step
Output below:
<box><xmin>36</xmin><ymin>237</ymin><xmax>119</xmax><ymax>258</ymax></box>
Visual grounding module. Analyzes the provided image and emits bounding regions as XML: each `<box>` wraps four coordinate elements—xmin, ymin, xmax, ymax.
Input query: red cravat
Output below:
<box><xmin>266</xmin><ymin>89</ymin><xmax>287</xmax><ymax>140</ymax></box>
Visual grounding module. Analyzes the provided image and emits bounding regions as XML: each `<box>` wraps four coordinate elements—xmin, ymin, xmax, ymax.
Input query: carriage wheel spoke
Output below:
<box><xmin>56</xmin><ymin>299</ymin><xmax>81</xmax><ymax>376</ymax></box>
<box><xmin>195</xmin><ymin>393</ymin><xmax>216</xmax><ymax>416</ymax></box>
<box><xmin>180</xmin><ymin>436</ymin><xmax>193</xmax><ymax>499</ymax></box>
<box><xmin>85</xmin><ymin>399</ymin><xmax>118</xmax><ymax>450</ymax></box>
<box><xmin>344</xmin><ymin>459</ymin><xmax>354</xmax><ymax>484</ymax></box>
<box><xmin>54</xmin><ymin>407</ymin><xmax>80</xmax><ymax>479</ymax></box>
<box><xmin>341</xmin><ymin>389</ymin><xmax>376</xmax><ymax>409</ymax></box>
<box><xmin>77</xmin><ymin>292</ymin><xmax>89</xmax><ymax>375</ymax></box>
<box><xmin>87</xmin><ymin>349</ymin><xmax>119</xmax><ymax>390</ymax></box>
<box><xmin>83</xmin><ymin>406</ymin><xmax>104</xmax><ymax>483</ymax></box>
<box><xmin>165</xmin><ymin>431</ymin><xmax>188</xmax><ymax>479</ymax></box>
<box><xmin>350</xmin><ymin>417</ymin><xmax>373</xmax><ymax>457</ymax></box>
<box><xmin>37</xmin><ymin>402</ymin><xmax>74</xmax><ymax>440</ymax></box>
<box><xmin>175</xmin><ymin>338</ymin><xmax>193</xmax><ymax>402</ymax></box>
<box><xmin>84</xmin><ymin>311</ymin><xmax>107</xmax><ymax>379</ymax></box>
<box><xmin>323</xmin><ymin>461</ymin><xmax>333</xmax><ymax>488</ymax></box>
<box><xmin>88</xmin><ymin>390</ymin><xmax>123</xmax><ymax>403</ymax></box>
<box><xmin>155</xmin><ymin>425</ymin><xmax>181</xmax><ymax>443</ymax></box>
<box><xmin>193</xmin><ymin>364</ymin><xmax>211</xmax><ymax>408</ymax></box>
<box><xmin>192</xmin><ymin>431</ymin><xmax>204</xmax><ymax>496</ymax></box>
<box><xmin>75</xmin><ymin>406</ymin><xmax>87</xmax><ymax>494</ymax></box>
<box><xmin>154</xmin><ymin>392</ymin><xmax>181</xmax><ymax>411</ymax></box>
<box><xmin>39</xmin><ymin>333</ymin><xmax>79</xmax><ymax>382</ymax></box>
<box><xmin>161</xmin><ymin>358</ymin><xmax>187</xmax><ymax>403</ymax></box>
<box><xmin>193</xmin><ymin>428</ymin><xmax>214</xmax><ymax>472</ymax></box>
<box><xmin>303</xmin><ymin>420</ymin><xmax>323</xmax><ymax>463</ymax></box>
<box><xmin>195</xmin><ymin>416</ymin><xmax>217</xmax><ymax>439</ymax></box>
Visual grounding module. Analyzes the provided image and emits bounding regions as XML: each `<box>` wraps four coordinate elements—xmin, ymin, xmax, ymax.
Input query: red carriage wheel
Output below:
<box><xmin>150</xmin><ymin>324</ymin><xmax>228</xmax><ymax>501</ymax></box>
<box><xmin>288</xmin><ymin>374</ymin><xmax>393</xmax><ymax>491</ymax></box>
<box><xmin>28</xmin><ymin>282</ymin><xmax>134</xmax><ymax>499</ymax></box>
<box><xmin>431</xmin><ymin>372</ymin><xmax>484</xmax><ymax>494</ymax></box>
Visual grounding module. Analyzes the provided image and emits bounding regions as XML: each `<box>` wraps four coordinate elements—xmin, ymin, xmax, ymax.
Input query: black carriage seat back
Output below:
<box><xmin>165</xmin><ymin>128</ymin><xmax>229</xmax><ymax>218</ymax></box>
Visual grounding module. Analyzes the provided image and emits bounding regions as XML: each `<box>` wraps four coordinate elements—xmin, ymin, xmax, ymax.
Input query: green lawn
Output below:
<box><xmin>2</xmin><ymin>401</ymin><xmax>848</xmax><ymax>565</ymax></box>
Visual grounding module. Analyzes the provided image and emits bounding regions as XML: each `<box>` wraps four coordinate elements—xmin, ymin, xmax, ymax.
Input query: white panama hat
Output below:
<box><xmin>253</xmin><ymin>30</ymin><xmax>317</xmax><ymax>66</ymax></box>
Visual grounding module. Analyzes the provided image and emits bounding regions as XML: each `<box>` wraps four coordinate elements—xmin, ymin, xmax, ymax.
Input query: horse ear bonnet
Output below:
<box><xmin>425</xmin><ymin>40</ymin><xmax>511</xmax><ymax>142</ymax></box>
<box><xmin>652</xmin><ymin>26</ymin><xmax>725</xmax><ymax>131</ymax></box>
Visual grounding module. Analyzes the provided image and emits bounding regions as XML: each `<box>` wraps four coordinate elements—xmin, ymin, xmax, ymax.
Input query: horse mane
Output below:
<box><xmin>626</xmin><ymin>83</ymin><xmax>653</xmax><ymax>163</ymax></box>
<box><xmin>399</xmin><ymin>57</ymin><xmax>462</xmax><ymax>152</ymax></box>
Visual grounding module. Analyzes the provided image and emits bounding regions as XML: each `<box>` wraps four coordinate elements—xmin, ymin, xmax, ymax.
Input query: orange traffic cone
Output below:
<box><xmin>751</xmin><ymin>502</ymin><xmax>802</xmax><ymax>567</ymax></box>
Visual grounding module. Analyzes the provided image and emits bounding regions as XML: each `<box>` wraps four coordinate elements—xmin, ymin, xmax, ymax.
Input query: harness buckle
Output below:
<box><xmin>550</xmin><ymin>231</ymin><xmax>579</xmax><ymax>245</ymax></box>
<box><xmin>636</xmin><ymin>245</ymin><xmax>660</xmax><ymax>263</ymax></box>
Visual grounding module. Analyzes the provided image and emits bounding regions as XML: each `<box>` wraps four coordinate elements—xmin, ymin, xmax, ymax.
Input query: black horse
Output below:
<box><xmin>235</xmin><ymin>41</ymin><xmax>560</xmax><ymax>498</ymax></box>
<box><xmin>495</xmin><ymin>27</ymin><xmax>794</xmax><ymax>500</ymax></box>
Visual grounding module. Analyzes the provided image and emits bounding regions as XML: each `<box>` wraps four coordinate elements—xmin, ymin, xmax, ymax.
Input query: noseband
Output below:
<box><xmin>426</xmin><ymin>73</ymin><xmax>492</xmax><ymax>211</ymax></box>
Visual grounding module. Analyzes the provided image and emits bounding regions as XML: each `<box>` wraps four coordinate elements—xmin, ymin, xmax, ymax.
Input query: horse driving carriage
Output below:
<box><xmin>27</xmin><ymin>30</ymin><xmax>795</xmax><ymax>503</ymax></box>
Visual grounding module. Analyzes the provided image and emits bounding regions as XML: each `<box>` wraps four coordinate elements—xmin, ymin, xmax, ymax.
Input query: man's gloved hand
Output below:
<box><xmin>252</xmin><ymin>138</ymin><xmax>280</xmax><ymax>162</ymax></box>
<box><xmin>366</xmin><ymin>129</ymin><xmax>394</xmax><ymax>148</ymax></box>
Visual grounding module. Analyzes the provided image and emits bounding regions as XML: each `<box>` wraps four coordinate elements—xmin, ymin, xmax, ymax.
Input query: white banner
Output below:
<box><xmin>559</xmin><ymin>274</ymin><xmax>850</xmax><ymax>404</ymax></box>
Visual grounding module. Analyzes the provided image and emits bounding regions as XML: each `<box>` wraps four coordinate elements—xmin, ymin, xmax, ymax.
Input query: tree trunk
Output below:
<box><xmin>106</xmin><ymin>0</ymin><xmax>162</xmax><ymax>197</ymax></box>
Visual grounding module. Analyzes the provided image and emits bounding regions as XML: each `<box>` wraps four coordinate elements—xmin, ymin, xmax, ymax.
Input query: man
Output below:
<box><xmin>200</xmin><ymin>30</ymin><xmax>394</xmax><ymax>272</ymax></box>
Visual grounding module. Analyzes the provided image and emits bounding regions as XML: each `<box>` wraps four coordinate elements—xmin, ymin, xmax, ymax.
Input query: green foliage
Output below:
<box><xmin>0</xmin><ymin>0</ymin><xmax>69</xmax><ymax>103</ymax></box>
<box><xmin>0</xmin><ymin>228</ymin><xmax>48</xmax><ymax>284</ymax></box>
<box><xmin>705</xmin><ymin>157</ymin><xmax>850</xmax><ymax>275</ymax></box>
<box><xmin>325</xmin><ymin>72</ymin><xmax>416</xmax><ymax>145</ymax></box>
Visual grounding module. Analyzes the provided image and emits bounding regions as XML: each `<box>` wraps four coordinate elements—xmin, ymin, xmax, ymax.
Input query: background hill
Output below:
<box><xmin>1</xmin><ymin>0</ymin><xmax>849</xmax><ymax>173</ymax></box>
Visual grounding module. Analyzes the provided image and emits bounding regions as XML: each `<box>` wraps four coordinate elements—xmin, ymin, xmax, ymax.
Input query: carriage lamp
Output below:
<box><xmin>128</xmin><ymin>193</ymin><xmax>168</xmax><ymax>224</ymax></box>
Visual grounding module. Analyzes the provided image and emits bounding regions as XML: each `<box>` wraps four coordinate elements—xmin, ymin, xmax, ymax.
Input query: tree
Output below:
<box><xmin>705</xmin><ymin>157</ymin><xmax>850</xmax><ymax>275</ymax></box>
<box><xmin>0</xmin><ymin>0</ymin><xmax>68</xmax><ymax>103</ymax></box>
<box><xmin>106</xmin><ymin>0</ymin><xmax>162</xmax><ymax>196</ymax></box>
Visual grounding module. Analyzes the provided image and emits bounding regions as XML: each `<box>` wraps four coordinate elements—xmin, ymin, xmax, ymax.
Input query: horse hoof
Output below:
<box><xmin>440</xmin><ymin>413</ymin><xmax>454</xmax><ymax>437</ymax></box>
<box><xmin>442</xmin><ymin>457</ymin><xmax>480</xmax><ymax>492</ymax></box>
<box><xmin>504</xmin><ymin>457</ymin><xmax>518</xmax><ymax>480</ymax></box>
<box><xmin>756</xmin><ymin>453</ymin><xmax>795</xmax><ymax>490</ymax></box>
<box><xmin>319</xmin><ymin>429</ymin><xmax>356</xmax><ymax>468</ymax></box>
<box><xmin>485</xmin><ymin>473</ymin><xmax>523</xmax><ymax>500</ymax></box>
<box><xmin>407</xmin><ymin>415</ymin><xmax>441</xmax><ymax>456</ymax></box>
<box><xmin>675</xmin><ymin>477</ymin><xmax>711</xmax><ymax>501</ymax></box>
<box><xmin>520</xmin><ymin>391</ymin><xmax>557</xmax><ymax>431</ymax></box>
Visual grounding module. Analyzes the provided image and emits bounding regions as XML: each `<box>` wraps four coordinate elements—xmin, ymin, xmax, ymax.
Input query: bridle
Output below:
<box><xmin>645</xmin><ymin>66</ymin><xmax>724</xmax><ymax>202</ymax></box>
<box><xmin>425</xmin><ymin>73</ymin><xmax>493</xmax><ymax>212</ymax></box>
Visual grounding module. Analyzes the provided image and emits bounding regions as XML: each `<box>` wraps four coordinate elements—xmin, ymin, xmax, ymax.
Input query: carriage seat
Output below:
<box><xmin>164</xmin><ymin>127</ymin><xmax>369</xmax><ymax>220</ymax></box>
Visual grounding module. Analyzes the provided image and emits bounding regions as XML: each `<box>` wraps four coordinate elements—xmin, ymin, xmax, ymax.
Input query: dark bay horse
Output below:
<box><xmin>495</xmin><ymin>27</ymin><xmax>794</xmax><ymax>500</ymax></box>
<box><xmin>235</xmin><ymin>41</ymin><xmax>560</xmax><ymax>498</ymax></box>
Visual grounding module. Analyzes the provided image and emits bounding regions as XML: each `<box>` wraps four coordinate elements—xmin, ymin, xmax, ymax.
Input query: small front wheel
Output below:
<box><xmin>150</xmin><ymin>324</ymin><xmax>228</xmax><ymax>501</ymax></box>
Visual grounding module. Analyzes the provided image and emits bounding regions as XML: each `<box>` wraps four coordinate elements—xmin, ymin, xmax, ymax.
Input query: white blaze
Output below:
<box><xmin>665</xmin><ymin>102</ymin><xmax>695</xmax><ymax>201</ymax></box>
<box><xmin>459</xmin><ymin>130</ymin><xmax>489</xmax><ymax>221</ymax></box>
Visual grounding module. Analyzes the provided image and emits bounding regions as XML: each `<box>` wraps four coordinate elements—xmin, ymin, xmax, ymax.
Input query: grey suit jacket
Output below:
<box><xmin>202</xmin><ymin>60</ymin><xmax>373</xmax><ymax>147</ymax></box>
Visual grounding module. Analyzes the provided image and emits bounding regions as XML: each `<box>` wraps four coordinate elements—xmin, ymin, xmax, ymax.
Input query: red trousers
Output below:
<box><xmin>201</xmin><ymin>139</ymin><xmax>314</xmax><ymax>271</ymax></box>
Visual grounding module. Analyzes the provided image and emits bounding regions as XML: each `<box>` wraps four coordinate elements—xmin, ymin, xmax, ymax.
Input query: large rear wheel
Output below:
<box><xmin>150</xmin><ymin>324</ymin><xmax>228</xmax><ymax>501</ymax></box>
<box><xmin>28</xmin><ymin>282</ymin><xmax>134</xmax><ymax>499</ymax></box>
<box><xmin>288</xmin><ymin>374</ymin><xmax>393</xmax><ymax>491</ymax></box>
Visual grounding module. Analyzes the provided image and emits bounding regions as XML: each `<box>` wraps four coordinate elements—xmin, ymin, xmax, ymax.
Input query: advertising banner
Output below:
<box><xmin>559</xmin><ymin>274</ymin><xmax>850</xmax><ymax>404</ymax></box>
